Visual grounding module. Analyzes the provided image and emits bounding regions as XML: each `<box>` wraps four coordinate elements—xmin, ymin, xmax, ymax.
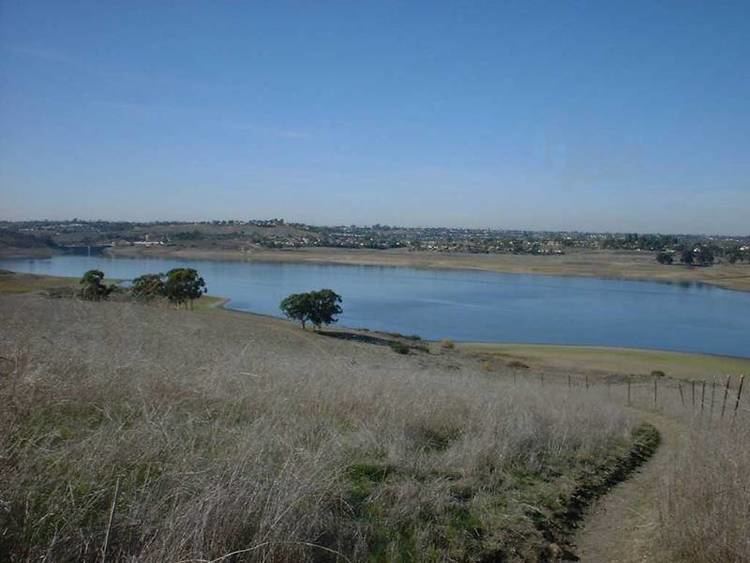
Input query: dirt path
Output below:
<box><xmin>574</xmin><ymin>411</ymin><xmax>685</xmax><ymax>562</ymax></box>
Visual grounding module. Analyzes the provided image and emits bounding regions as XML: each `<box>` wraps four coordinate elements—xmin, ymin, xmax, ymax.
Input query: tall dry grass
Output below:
<box><xmin>0</xmin><ymin>295</ymin><xmax>634</xmax><ymax>561</ymax></box>
<box><xmin>656</xmin><ymin>412</ymin><xmax>750</xmax><ymax>562</ymax></box>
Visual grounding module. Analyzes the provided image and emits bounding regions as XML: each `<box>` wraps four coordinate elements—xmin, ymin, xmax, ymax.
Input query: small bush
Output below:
<box><xmin>440</xmin><ymin>339</ymin><xmax>455</xmax><ymax>350</ymax></box>
<box><xmin>390</xmin><ymin>341</ymin><xmax>410</xmax><ymax>355</ymax></box>
<box><xmin>651</xmin><ymin>370</ymin><xmax>666</xmax><ymax>378</ymax></box>
<box><xmin>508</xmin><ymin>360</ymin><xmax>529</xmax><ymax>369</ymax></box>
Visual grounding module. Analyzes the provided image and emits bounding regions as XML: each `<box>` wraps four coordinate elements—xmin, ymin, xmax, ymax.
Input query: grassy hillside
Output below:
<box><xmin>462</xmin><ymin>343</ymin><xmax>750</xmax><ymax>382</ymax></box>
<box><xmin>0</xmin><ymin>293</ymin><xmax>642</xmax><ymax>561</ymax></box>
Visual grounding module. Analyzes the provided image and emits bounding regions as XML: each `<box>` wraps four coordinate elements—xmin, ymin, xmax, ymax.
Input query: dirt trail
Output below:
<box><xmin>574</xmin><ymin>411</ymin><xmax>685</xmax><ymax>562</ymax></box>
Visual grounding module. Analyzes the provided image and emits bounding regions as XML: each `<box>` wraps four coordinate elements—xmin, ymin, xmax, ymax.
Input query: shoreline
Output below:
<box><xmin>3</xmin><ymin>245</ymin><xmax>750</xmax><ymax>292</ymax></box>
<box><xmin>1</xmin><ymin>270</ymin><xmax>748</xmax><ymax>370</ymax></box>
<box><xmin>104</xmin><ymin>245</ymin><xmax>750</xmax><ymax>293</ymax></box>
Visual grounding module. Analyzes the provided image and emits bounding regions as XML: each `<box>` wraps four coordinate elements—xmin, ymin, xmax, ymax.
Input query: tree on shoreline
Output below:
<box><xmin>164</xmin><ymin>268</ymin><xmax>207</xmax><ymax>308</ymax></box>
<box><xmin>131</xmin><ymin>273</ymin><xmax>166</xmax><ymax>300</ymax></box>
<box><xmin>280</xmin><ymin>289</ymin><xmax>343</xmax><ymax>329</ymax></box>
<box><xmin>656</xmin><ymin>252</ymin><xmax>673</xmax><ymax>265</ymax></box>
<box><xmin>79</xmin><ymin>269</ymin><xmax>113</xmax><ymax>301</ymax></box>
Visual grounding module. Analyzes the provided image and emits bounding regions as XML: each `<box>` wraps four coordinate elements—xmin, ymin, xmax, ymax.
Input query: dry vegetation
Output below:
<box><xmin>0</xmin><ymin>293</ymin><xmax>642</xmax><ymax>562</ymax></box>
<box><xmin>658</xmin><ymin>424</ymin><xmax>750</xmax><ymax>562</ymax></box>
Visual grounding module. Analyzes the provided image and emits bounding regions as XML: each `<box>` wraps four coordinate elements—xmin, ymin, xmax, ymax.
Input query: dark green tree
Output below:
<box><xmin>694</xmin><ymin>246</ymin><xmax>714</xmax><ymax>266</ymax></box>
<box><xmin>656</xmin><ymin>252</ymin><xmax>673</xmax><ymax>265</ymax></box>
<box><xmin>164</xmin><ymin>268</ymin><xmax>207</xmax><ymax>308</ymax></box>
<box><xmin>280</xmin><ymin>289</ymin><xmax>343</xmax><ymax>329</ymax></box>
<box><xmin>79</xmin><ymin>269</ymin><xmax>113</xmax><ymax>301</ymax></box>
<box><xmin>680</xmin><ymin>248</ymin><xmax>694</xmax><ymax>265</ymax></box>
<box><xmin>280</xmin><ymin>292</ymin><xmax>313</xmax><ymax>328</ymax></box>
<box><xmin>131</xmin><ymin>273</ymin><xmax>166</xmax><ymax>300</ymax></box>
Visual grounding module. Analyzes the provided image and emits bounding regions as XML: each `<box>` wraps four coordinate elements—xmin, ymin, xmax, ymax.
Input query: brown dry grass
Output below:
<box><xmin>657</xmin><ymin>422</ymin><xmax>750</xmax><ymax>562</ymax></box>
<box><xmin>0</xmin><ymin>294</ymin><xmax>635</xmax><ymax>562</ymax></box>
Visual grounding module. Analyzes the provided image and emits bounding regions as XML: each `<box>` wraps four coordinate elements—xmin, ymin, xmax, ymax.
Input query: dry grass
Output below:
<box><xmin>657</xmin><ymin>421</ymin><xmax>750</xmax><ymax>562</ymax></box>
<box><xmin>461</xmin><ymin>343</ymin><xmax>750</xmax><ymax>382</ymax></box>
<box><xmin>0</xmin><ymin>294</ymin><xmax>636</xmax><ymax>562</ymax></box>
<box><xmin>0</xmin><ymin>270</ymin><xmax>78</xmax><ymax>294</ymax></box>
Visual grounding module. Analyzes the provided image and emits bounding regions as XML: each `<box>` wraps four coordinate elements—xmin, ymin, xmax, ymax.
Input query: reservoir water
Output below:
<box><xmin>1</xmin><ymin>255</ymin><xmax>749</xmax><ymax>358</ymax></box>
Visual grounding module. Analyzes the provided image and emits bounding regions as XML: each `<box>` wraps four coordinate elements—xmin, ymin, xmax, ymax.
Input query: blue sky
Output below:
<box><xmin>1</xmin><ymin>1</ymin><xmax>748</xmax><ymax>234</ymax></box>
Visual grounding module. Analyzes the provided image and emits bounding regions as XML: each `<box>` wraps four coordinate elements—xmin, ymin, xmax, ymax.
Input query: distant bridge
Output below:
<box><xmin>61</xmin><ymin>244</ymin><xmax>113</xmax><ymax>256</ymax></box>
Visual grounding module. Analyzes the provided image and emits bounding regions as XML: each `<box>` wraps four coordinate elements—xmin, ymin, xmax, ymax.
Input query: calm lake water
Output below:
<box><xmin>2</xmin><ymin>255</ymin><xmax>749</xmax><ymax>358</ymax></box>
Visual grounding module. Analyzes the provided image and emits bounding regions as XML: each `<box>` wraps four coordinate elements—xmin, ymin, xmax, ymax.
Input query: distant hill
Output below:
<box><xmin>0</xmin><ymin>228</ymin><xmax>59</xmax><ymax>257</ymax></box>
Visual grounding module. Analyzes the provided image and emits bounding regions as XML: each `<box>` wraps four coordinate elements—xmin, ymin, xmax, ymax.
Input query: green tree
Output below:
<box><xmin>280</xmin><ymin>292</ymin><xmax>313</xmax><ymax>328</ymax></box>
<box><xmin>79</xmin><ymin>269</ymin><xmax>112</xmax><ymax>301</ymax></box>
<box><xmin>164</xmin><ymin>268</ymin><xmax>207</xmax><ymax>308</ymax></box>
<box><xmin>280</xmin><ymin>289</ymin><xmax>343</xmax><ymax>329</ymax></box>
<box><xmin>656</xmin><ymin>252</ymin><xmax>673</xmax><ymax>265</ymax></box>
<box><xmin>680</xmin><ymin>248</ymin><xmax>694</xmax><ymax>265</ymax></box>
<box><xmin>694</xmin><ymin>246</ymin><xmax>714</xmax><ymax>266</ymax></box>
<box><xmin>131</xmin><ymin>273</ymin><xmax>166</xmax><ymax>300</ymax></box>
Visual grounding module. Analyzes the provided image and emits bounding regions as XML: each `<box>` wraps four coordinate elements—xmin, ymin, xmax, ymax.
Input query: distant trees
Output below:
<box><xmin>79</xmin><ymin>269</ymin><xmax>113</xmax><ymax>301</ymax></box>
<box><xmin>656</xmin><ymin>252</ymin><xmax>673</xmax><ymax>265</ymax></box>
<box><xmin>694</xmin><ymin>246</ymin><xmax>714</xmax><ymax>266</ymax></box>
<box><xmin>680</xmin><ymin>246</ymin><xmax>715</xmax><ymax>267</ymax></box>
<box><xmin>128</xmin><ymin>268</ymin><xmax>206</xmax><ymax>307</ymax></box>
<box><xmin>280</xmin><ymin>289</ymin><xmax>343</xmax><ymax>329</ymax></box>
<box><xmin>164</xmin><ymin>268</ymin><xmax>207</xmax><ymax>307</ymax></box>
<box><xmin>680</xmin><ymin>248</ymin><xmax>694</xmax><ymax>265</ymax></box>
<box><xmin>131</xmin><ymin>273</ymin><xmax>166</xmax><ymax>300</ymax></box>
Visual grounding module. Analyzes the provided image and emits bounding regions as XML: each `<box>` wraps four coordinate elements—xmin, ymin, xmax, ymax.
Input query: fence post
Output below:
<box><xmin>653</xmin><ymin>377</ymin><xmax>658</xmax><ymax>408</ymax></box>
<box><xmin>691</xmin><ymin>380</ymin><xmax>696</xmax><ymax>409</ymax></box>
<box><xmin>710</xmin><ymin>380</ymin><xmax>717</xmax><ymax>418</ymax></box>
<box><xmin>721</xmin><ymin>375</ymin><xmax>732</xmax><ymax>418</ymax></box>
<box><xmin>701</xmin><ymin>381</ymin><xmax>706</xmax><ymax>413</ymax></box>
<box><xmin>734</xmin><ymin>375</ymin><xmax>745</xmax><ymax>419</ymax></box>
<box><xmin>568</xmin><ymin>374</ymin><xmax>572</xmax><ymax>390</ymax></box>
<box><xmin>585</xmin><ymin>374</ymin><xmax>589</xmax><ymax>390</ymax></box>
<box><xmin>678</xmin><ymin>381</ymin><xmax>685</xmax><ymax>407</ymax></box>
<box><xmin>627</xmin><ymin>376</ymin><xmax>632</xmax><ymax>406</ymax></box>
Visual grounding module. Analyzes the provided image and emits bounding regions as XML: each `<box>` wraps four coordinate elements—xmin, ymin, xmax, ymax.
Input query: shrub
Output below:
<box><xmin>508</xmin><ymin>360</ymin><xmax>529</xmax><ymax>369</ymax></box>
<box><xmin>651</xmin><ymin>370</ymin><xmax>666</xmax><ymax>378</ymax></box>
<box><xmin>440</xmin><ymin>339</ymin><xmax>455</xmax><ymax>350</ymax></box>
<box><xmin>78</xmin><ymin>270</ymin><xmax>113</xmax><ymax>301</ymax></box>
<box><xmin>390</xmin><ymin>341</ymin><xmax>410</xmax><ymax>354</ymax></box>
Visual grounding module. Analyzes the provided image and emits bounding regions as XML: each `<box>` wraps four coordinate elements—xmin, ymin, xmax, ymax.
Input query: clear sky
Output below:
<box><xmin>1</xmin><ymin>1</ymin><xmax>748</xmax><ymax>234</ymax></box>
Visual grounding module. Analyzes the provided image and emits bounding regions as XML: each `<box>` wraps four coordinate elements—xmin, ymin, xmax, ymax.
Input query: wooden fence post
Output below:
<box><xmin>691</xmin><ymin>380</ymin><xmax>696</xmax><ymax>409</ymax></box>
<box><xmin>710</xmin><ymin>380</ymin><xmax>717</xmax><ymax>418</ymax></box>
<box><xmin>585</xmin><ymin>374</ymin><xmax>589</xmax><ymax>390</ymax></box>
<box><xmin>734</xmin><ymin>375</ymin><xmax>745</xmax><ymax>419</ymax></box>
<box><xmin>701</xmin><ymin>381</ymin><xmax>706</xmax><ymax>413</ymax></box>
<box><xmin>678</xmin><ymin>381</ymin><xmax>685</xmax><ymax>407</ymax></box>
<box><xmin>627</xmin><ymin>376</ymin><xmax>632</xmax><ymax>406</ymax></box>
<box><xmin>653</xmin><ymin>377</ymin><xmax>658</xmax><ymax>408</ymax></box>
<box><xmin>568</xmin><ymin>374</ymin><xmax>571</xmax><ymax>390</ymax></box>
<box><xmin>721</xmin><ymin>375</ymin><xmax>731</xmax><ymax>418</ymax></box>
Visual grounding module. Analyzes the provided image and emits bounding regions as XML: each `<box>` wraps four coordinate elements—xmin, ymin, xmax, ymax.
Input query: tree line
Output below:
<box><xmin>79</xmin><ymin>267</ymin><xmax>344</xmax><ymax>329</ymax></box>
<box><xmin>79</xmin><ymin>267</ymin><xmax>207</xmax><ymax>307</ymax></box>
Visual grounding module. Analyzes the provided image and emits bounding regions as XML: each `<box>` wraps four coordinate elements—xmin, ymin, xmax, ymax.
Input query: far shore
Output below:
<box><xmin>100</xmin><ymin>244</ymin><xmax>750</xmax><ymax>292</ymax></box>
<box><xmin>3</xmin><ymin>244</ymin><xmax>749</xmax><ymax>292</ymax></box>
